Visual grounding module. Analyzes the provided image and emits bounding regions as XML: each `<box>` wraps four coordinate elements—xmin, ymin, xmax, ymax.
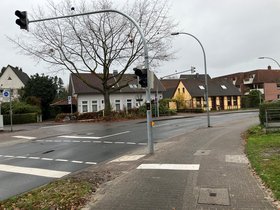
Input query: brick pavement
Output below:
<box><xmin>84</xmin><ymin>115</ymin><xmax>277</xmax><ymax>210</ymax></box>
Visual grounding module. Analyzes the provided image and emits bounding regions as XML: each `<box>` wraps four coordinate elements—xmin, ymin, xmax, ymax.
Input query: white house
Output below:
<box><xmin>0</xmin><ymin>65</ymin><xmax>29</xmax><ymax>100</ymax></box>
<box><xmin>69</xmin><ymin>72</ymin><xmax>165</xmax><ymax>113</ymax></box>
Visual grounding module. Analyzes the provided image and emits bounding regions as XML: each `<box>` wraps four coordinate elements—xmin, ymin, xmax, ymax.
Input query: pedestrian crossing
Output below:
<box><xmin>0</xmin><ymin>164</ymin><xmax>70</xmax><ymax>178</ymax></box>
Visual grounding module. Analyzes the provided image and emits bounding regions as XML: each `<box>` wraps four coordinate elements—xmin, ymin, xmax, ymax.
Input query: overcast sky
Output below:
<box><xmin>1</xmin><ymin>0</ymin><xmax>280</xmax><ymax>85</ymax></box>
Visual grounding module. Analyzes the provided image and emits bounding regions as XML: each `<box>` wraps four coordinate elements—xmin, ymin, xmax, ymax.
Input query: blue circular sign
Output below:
<box><xmin>3</xmin><ymin>90</ymin><xmax>9</xmax><ymax>97</ymax></box>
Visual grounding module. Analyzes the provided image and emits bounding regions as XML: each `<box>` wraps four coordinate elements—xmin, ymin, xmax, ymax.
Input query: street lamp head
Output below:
<box><xmin>258</xmin><ymin>57</ymin><xmax>265</xmax><ymax>59</ymax></box>
<box><xmin>171</xmin><ymin>32</ymin><xmax>180</xmax><ymax>36</ymax></box>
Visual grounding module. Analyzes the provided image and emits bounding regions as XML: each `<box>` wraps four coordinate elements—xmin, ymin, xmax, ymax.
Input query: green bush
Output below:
<box><xmin>259</xmin><ymin>100</ymin><xmax>280</xmax><ymax>125</ymax></box>
<box><xmin>77</xmin><ymin>111</ymin><xmax>104</xmax><ymax>120</ymax></box>
<box><xmin>55</xmin><ymin>113</ymin><xmax>78</xmax><ymax>122</ymax></box>
<box><xmin>3</xmin><ymin>113</ymin><xmax>38</xmax><ymax>125</ymax></box>
<box><xmin>1</xmin><ymin>101</ymin><xmax>41</xmax><ymax>114</ymax></box>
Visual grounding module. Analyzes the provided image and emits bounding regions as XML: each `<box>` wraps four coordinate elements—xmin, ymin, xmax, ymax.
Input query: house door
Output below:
<box><xmin>219</xmin><ymin>96</ymin><xmax>224</xmax><ymax>110</ymax></box>
<box><xmin>211</xmin><ymin>97</ymin><xmax>216</xmax><ymax>110</ymax></box>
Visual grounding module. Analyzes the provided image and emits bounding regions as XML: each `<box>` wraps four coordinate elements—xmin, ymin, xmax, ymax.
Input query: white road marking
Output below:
<box><xmin>154</xmin><ymin>123</ymin><xmax>169</xmax><ymax>128</ymax></box>
<box><xmin>12</xmin><ymin>136</ymin><xmax>36</xmax><ymax>140</ymax></box>
<box><xmin>54</xmin><ymin>140</ymin><xmax>62</xmax><ymax>142</ymax></box>
<box><xmin>55</xmin><ymin>159</ymin><xmax>68</xmax><ymax>162</ymax></box>
<box><xmin>71</xmin><ymin>160</ymin><xmax>83</xmax><ymax>163</ymax></box>
<box><xmin>137</xmin><ymin>164</ymin><xmax>200</xmax><ymax>171</ymax></box>
<box><xmin>103</xmin><ymin>141</ymin><xmax>113</xmax><ymax>144</ymax></box>
<box><xmin>225</xmin><ymin>155</ymin><xmax>249</xmax><ymax>164</ymax></box>
<box><xmin>60</xmin><ymin>135</ymin><xmax>101</xmax><ymax>139</ymax></box>
<box><xmin>28</xmin><ymin>157</ymin><xmax>40</xmax><ymax>160</ymax></box>
<box><xmin>85</xmin><ymin>162</ymin><xmax>97</xmax><ymax>165</ymax></box>
<box><xmin>93</xmin><ymin>140</ymin><xmax>101</xmax><ymax>143</ymax></box>
<box><xmin>0</xmin><ymin>154</ymin><xmax>97</xmax><ymax>165</ymax></box>
<box><xmin>34</xmin><ymin>139</ymin><xmax>145</xmax><ymax>146</ymax></box>
<box><xmin>41</xmin><ymin>158</ymin><xmax>53</xmax><ymax>161</ymax></box>
<box><xmin>110</xmin><ymin>155</ymin><xmax>145</xmax><ymax>163</ymax></box>
<box><xmin>0</xmin><ymin>164</ymin><xmax>70</xmax><ymax>178</ymax></box>
<box><xmin>15</xmin><ymin>156</ymin><xmax>27</xmax><ymax>159</ymax></box>
<box><xmin>101</xmin><ymin>131</ymin><xmax>131</xmax><ymax>139</ymax></box>
<box><xmin>138</xmin><ymin>143</ymin><xmax>147</xmax><ymax>146</ymax></box>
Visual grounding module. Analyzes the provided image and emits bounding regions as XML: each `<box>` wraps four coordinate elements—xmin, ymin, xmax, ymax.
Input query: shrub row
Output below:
<box><xmin>177</xmin><ymin>108</ymin><xmax>204</xmax><ymax>113</ymax></box>
<box><xmin>259</xmin><ymin>100</ymin><xmax>280</xmax><ymax>125</ymax></box>
<box><xmin>3</xmin><ymin>113</ymin><xmax>38</xmax><ymax>125</ymax></box>
<box><xmin>1</xmin><ymin>101</ymin><xmax>41</xmax><ymax>114</ymax></box>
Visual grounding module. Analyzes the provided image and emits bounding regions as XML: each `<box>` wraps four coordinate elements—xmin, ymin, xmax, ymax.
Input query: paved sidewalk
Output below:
<box><xmin>84</xmin><ymin>114</ymin><xmax>276</xmax><ymax>210</ymax></box>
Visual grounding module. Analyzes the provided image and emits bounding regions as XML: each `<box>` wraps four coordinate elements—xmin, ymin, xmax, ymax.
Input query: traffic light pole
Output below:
<box><xmin>20</xmin><ymin>9</ymin><xmax>154</xmax><ymax>154</ymax></box>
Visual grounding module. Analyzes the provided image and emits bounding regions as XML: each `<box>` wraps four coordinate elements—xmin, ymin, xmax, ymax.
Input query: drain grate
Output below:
<box><xmin>198</xmin><ymin>188</ymin><xmax>230</xmax><ymax>206</ymax></box>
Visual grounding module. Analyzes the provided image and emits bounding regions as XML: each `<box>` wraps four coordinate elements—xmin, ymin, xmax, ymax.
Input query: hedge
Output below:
<box><xmin>259</xmin><ymin>100</ymin><xmax>280</xmax><ymax>125</ymax></box>
<box><xmin>3</xmin><ymin>113</ymin><xmax>38</xmax><ymax>125</ymax></box>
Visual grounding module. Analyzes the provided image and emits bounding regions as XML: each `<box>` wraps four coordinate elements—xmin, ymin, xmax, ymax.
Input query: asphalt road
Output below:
<box><xmin>0</xmin><ymin>111</ymin><xmax>258</xmax><ymax>201</ymax></box>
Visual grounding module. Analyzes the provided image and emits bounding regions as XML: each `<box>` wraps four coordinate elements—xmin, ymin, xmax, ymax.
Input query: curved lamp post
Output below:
<box><xmin>258</xmin><ymin>56</ymin><xmax>280</xmax><ymax>68</ymax></box>
<box><xmin>171</xmin><ymin>32</ymin><xmax>210</xmax><ymax>127</ymax></box>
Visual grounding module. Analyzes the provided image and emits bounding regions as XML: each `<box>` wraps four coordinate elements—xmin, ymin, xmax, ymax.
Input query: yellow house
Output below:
<box><xmin>162</xmin><ymin>75</ymin><xmax>241</xmax><ymax>111</ymax></box>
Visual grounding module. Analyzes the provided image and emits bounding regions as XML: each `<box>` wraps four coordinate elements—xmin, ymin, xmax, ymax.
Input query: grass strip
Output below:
<box><xmin>246</xmin><ymin>126</ymin><xmax>280</xmax><ymax>200</ymax></box>
<box><xmin>0</xmin><ymin>170</ymin><xmax>112</xmax><ymax>209</ymax></box>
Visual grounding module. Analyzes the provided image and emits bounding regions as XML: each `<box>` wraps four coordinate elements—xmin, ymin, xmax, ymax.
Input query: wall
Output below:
<box><xmin>77</xmin><ymin>92</ymin><xmax>163</xmax><ymax>113</ymax></box>
<box><xmin>264</xmin><ymin>83</ymin><xmax>280</xmax><ymax>101</ymax></box>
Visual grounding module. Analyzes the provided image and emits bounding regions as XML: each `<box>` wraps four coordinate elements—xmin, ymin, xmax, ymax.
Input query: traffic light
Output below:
<box><xmin>134</xmin><ymin>66</ymin><xmax>147</xmax><ymax>88</ymax></box>
<box><xmin>15</xmin><ymin>10</ymin><xmax>29</xmax><ymax>30</ymax></box>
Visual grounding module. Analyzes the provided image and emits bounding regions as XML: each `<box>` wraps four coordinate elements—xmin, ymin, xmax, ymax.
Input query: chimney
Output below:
<box><xmin>268</xmin><ymin>65</ymin><xmax>271</xmax><ymax>70</ymax></box>
<box><xmin>113</xmin><ymin>70</ymin><xmax>118</xmax><ymax>76</ymax></box>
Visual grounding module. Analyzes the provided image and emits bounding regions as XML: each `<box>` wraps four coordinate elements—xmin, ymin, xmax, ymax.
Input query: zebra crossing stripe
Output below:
<box><xmin>0</xmin><ymin>164</ymin><xmax>70</xmax><ymax>178</ymax></box>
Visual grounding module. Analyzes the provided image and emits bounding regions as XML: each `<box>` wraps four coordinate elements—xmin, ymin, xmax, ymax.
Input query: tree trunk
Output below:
<box><xmin>103</xmin><ymin>90</ymin><xmax>111</xmax><ymax>116</ymax></box>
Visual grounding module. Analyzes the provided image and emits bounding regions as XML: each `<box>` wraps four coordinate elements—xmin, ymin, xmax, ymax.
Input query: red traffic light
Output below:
<box><xmin>15</xmin><ymin>10</ymin><xmax>29</xmax><ymax>30</ymax></box>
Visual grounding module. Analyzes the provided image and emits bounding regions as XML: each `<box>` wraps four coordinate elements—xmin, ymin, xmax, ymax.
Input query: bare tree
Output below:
<box><xmin>10</xmin><ymin>0</ymin><xmax>177</xmax><ymax>115</ymax></box>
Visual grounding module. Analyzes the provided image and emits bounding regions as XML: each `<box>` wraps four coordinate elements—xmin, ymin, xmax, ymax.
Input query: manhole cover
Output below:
<box><xmin>198</xmin><ymin>188</ymin><xmax>230</xmax><ymax>206</ymax></box>
<box><xmin>194</xmin><ymin>150</ymin><xmax>211</xmax><ymax>156</ymax></box>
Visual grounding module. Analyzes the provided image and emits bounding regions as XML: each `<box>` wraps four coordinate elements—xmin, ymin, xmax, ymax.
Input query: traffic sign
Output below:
<box><xmin>3</xmin><ymin>90</ymin><xmax>10</xmax><ymax>98</ymax></box>
<box><xmin>68</xmin><ymin>96</ymin><xmax>72</xmax><ymax>104</ymax></box>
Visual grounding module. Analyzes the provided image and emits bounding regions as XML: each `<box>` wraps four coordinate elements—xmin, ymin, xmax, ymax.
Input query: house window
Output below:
<box><xmin>127</xmin><ymin>99</ymin><xmax>132</xmax><ymax>110</ymax></box>
<box><xmin>115</xmin><ymin>99</ymin><xmax>121</xmax><ymax>111</ymax></box>
<box><xmin>277</xmin><ymin>83</ymin><xmax>280</xmax><ymax>89</ymax></box>
<box><xmin>227</xmin><ymin>96</ymin><xmax>231</xmax><ymax>106</ymax></box>
<box><xmin>233</xmin><ymin>96</ymin><xmax>237</xmax><ymax>106</ymax></box>
<box><xmin>82</xmin><ymin>101</ymin><xmax>88</xmax><ymax>113</ymax></box>
<box><xmin>92</xmin><ymin>100</ymin><xmax>98</xmax><ymax>112</ymax></box>
<box><xmin>278</xmin><ymin>95</ymin><xmax>280</xmax><ymax>99</ymax></box>
<box><xmin>196</xmin><ymin>97</ymin><xmax>201</xmax><ymax>108</ymax></box>
<box><xmin>178</xmin><ymin>88</ymin><xmax>180</xmax><ymax>93</ymax></box>
<box><xmin>183</xmin><ymin>87</ymin><xmax>185</xmax><ymax>93</ymax></box>
<box><xmin>221</xmin><ymin>85</ymin><xmax>227</xmax><ymax>89</ymax></box>
<box><xmin>199</xmin><ymin>85</ymin><xmax>205</xmax><ymax>90</ymax></box>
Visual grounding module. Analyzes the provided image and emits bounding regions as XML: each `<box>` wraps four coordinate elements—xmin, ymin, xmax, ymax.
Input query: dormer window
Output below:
<box><xmin>199</xmin><ymin>85</ymin><xmax>205</xmax><ymax>90</ymax></box>
<box><xmin>221</xmin><ymin>85</ymin><xmax>227</xmax><ymax>89</ymax></box>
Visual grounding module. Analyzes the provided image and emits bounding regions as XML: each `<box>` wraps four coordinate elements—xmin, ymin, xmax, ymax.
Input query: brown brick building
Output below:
<box><xmin>214</xmin><ymin>66</ymin><xmax>280</xmax><ymax>101</ymax></box>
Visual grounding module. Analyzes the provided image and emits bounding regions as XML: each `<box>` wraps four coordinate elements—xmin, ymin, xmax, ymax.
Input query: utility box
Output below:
<box><xmin>0</xmin><ymin>115</ymin><xmax>3</xmax><ymax>131</ymax></box>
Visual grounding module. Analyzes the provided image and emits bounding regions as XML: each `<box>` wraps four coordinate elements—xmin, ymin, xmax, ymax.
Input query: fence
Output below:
<box><xmin>265</xmin><ymin>109</ymin><xmax>280</xmax><ymax>128</ymax></box>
